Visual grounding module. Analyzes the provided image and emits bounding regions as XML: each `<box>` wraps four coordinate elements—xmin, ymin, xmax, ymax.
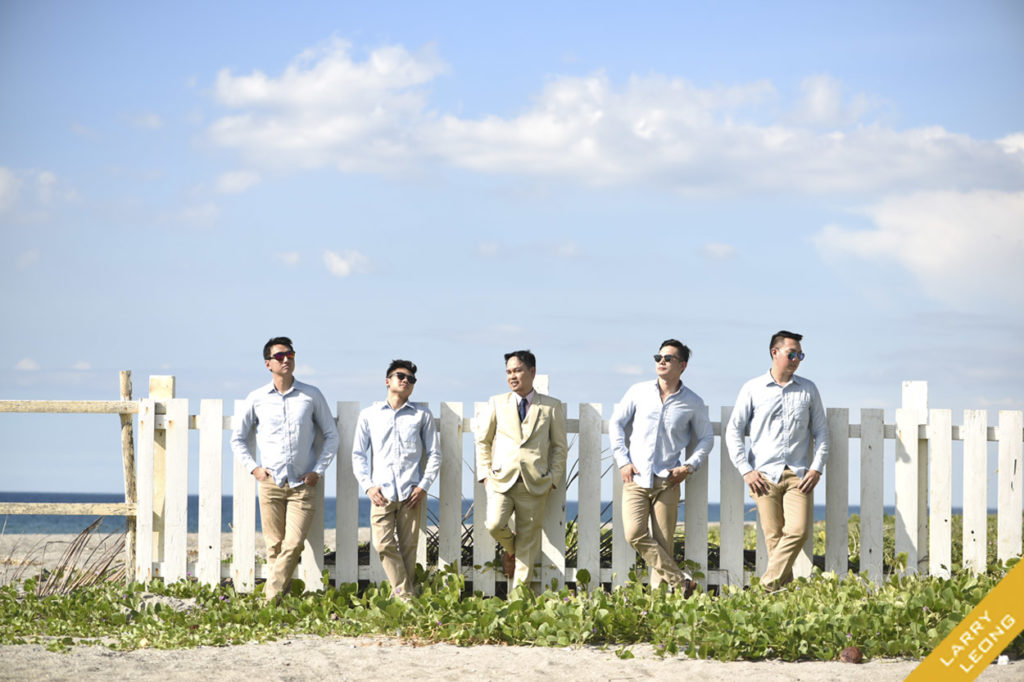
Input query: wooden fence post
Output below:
<box><xmin>576</xmin><ymin>403</ymin><xmax>603</xmax><ymax>586</ymax></box>
<box><xmin>119</xmin><ymin>370</ymin><xmax>136</xmax><ymax>578</ymax></box>
<box><xmin>438</xmin><ymin>402</ymin><xmax>464</xmax><ymax>572</ymax></box>
<box><xmin>335</xmin><ymin>402</ymin><xmax>361</xmax><ymax>585</ymax></box>
<box><xmin>895</xmin><ymin>381</ymin><xmax>927</xmax><ymax>574</ymax></box>
<box><xmin>928</xmin><ymin>409</ymin><xmax>952</xmax><ymax>578</ymax></box>
<box><xmin>718</xmin><ymin>406</ymin><xmax>746</xmax><ymax>588</ymax></box>
<box><xmin>859</xmin><ymin>408</ymin><xmax>884</xmax><ymax>581</ymax></box>
<box><xmin>997</xmin><ymin>410</ymin><xmax>1023</xmax><ymax>563</ymax></box>
<box><xmin>962</xmin><ymin>409</ymin><xmax>988</xmax><ymax>574</ymax></box>
<box><xmin>148</xmin><ymin>375</ymin><xmax>175</xmax><ymax>564</ymax></box>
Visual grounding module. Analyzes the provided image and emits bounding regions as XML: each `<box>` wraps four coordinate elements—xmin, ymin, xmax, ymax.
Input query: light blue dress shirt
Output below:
<box><xmin>230</xmin><ymin>380</ymin><xmax>340</xmax><ymax>487</ymax></box>
<box><xmin>351</xmin><ymin>401</ymin><xmax>442</xmax><ymax>502</ymax></box>
<box><xmin>609</xmin><ymin>380</ymin><xmax>715</xmax><ymax>489</ymax></box>
<box><xmin>725</xmin><ymin>371</ymin><xmax>829</xmax><ymax>483</ymax></box>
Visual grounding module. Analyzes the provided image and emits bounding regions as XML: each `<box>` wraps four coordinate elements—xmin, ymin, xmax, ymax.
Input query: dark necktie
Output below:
<box><xmin>518</xmin><ymin>398</ymin><xmax>528</xmax><ymax>422</ymax></box>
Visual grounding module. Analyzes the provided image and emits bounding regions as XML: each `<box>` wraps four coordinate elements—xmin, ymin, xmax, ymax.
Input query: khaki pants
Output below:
<box><xmin>622</xmin><ymin>476</ymin><xmax>687</xmax><ymax>588</ymax></box>
<box><xmin>753</xmin><ymin>468</ymin><xmax>812</xmax><ymax>588</ymax></box>
<box><xmin>485</xmin><ymin>478</ymin><xmax>549</xmax><ymax>589</ymax></box>
<box><xmin>370</xmin><ymin>497</ymin><xmax>423</xmax><ymax>597</ymax></box>
<box><xmin>257</xmin><ymin>478</ymin><xmax>316</xmax><ymax>601</ymax></box>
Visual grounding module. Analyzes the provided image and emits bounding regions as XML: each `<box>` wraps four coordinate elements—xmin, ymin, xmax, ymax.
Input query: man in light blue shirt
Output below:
<box><xmin>609</xmin><ymin>339</ymin><xmax>714</xmax><ymax>596</ymax></box>
<box><xmin>726</xmin><ymin>330</ymin><xmax>829</xmax><ymax>589</ymax></box>
<box><xmin>352</xmin><ymin>359</ymin><xmax>441</xmax><ymax>598</ymax></box>
<box><xmin>231</xmin><ymin>336</ymin><xmax>340</xmax><ymax>602</ymax></box>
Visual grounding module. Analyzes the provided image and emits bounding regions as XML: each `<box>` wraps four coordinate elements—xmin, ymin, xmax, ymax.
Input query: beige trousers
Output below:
<box><xmin>257</xmin><ymin>478</ymin><xmax>316</xmax><ymax>601</ymax></box>
<box><xmin>370</xmin><ymin>497</ymin><xmax>423</xmax><ymax>597</ymax></box>
<box><xmin>622</xmin><ymin>476</ymin><xmax>688</xmax><ymax>588</ymax></box>
<box><xmin>485</xmin><ymin>478</ymin><xmax>549</xmax><ymax>589</ymax></box>
<box><xmin>753</xmin><ymin>468</ymin><xmax>812</xmax><ymax>588</ymax></box>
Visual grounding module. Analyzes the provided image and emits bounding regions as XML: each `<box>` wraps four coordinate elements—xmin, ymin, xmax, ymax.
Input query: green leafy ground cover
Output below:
<box><xmin>3</xmin><ymin>513</ymin><xmax>1022</xmax><ymax>660</ymax></box>
<box><xmin>2</xmin><ymin>561</ymin><xmax>1021</xmax><ymax>660</ymax></box>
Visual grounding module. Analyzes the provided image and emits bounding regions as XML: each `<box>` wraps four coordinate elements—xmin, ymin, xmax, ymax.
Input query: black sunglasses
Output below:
<box><xmin>270</xmin><ymin>350</ymin><xmax>295</xmax><ymax>362</ymax></box>
<box><xmin>389</xmin><ymin>371</ymin><xmax>417</xmax><ymax>384</ymax></box>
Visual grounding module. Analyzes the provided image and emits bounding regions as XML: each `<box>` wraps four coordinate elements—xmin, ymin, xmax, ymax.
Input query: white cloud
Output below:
<box><xmin>206</xmin><ymin>41</ymin><xmax>1024</xmax><ymax>195</ymax></box>
<box><xmin>275</xmin><ymin>251</ymin><xmax>300</xmax><ymax>266</ymax></box>
<box><xmin>15</xmin><ymin>358</ymin><xmax>40</xmax><ymax>371</ymax></box>
<box><xmin>70</xmin><ymin>122</ymin><xmax>97</xmax><ymax>137</ymax></box>
<box><xmin>36</xmin><ymin>171</ymin><xmax>56</xmax><ymax>203</ymax></box>
<box><xmin>614</xmin><ymin>364</ymin><xmax>644</xmax><ymax>376</ymax></box>
<box><xmin>16</xmin><ymin>249</ymin><xmax>39</xmax><ymax>270</ymax></box>
<box><xmin>701</xmin><ymin>243</ymin><xmax>735</xmax><ymax>260</ymax></box>
<box><xmin>554</xmin><ymin>241</ymin><xmax>580</xmax><ymax>258</ymax></box>
<box><xmin>0</xmin><ymin>167</ymin><xmax>22</xmax><ymax>212</ymax></box>
<box><xmin>209</xmin><ymin>38</ymin><xmax>446</xmax><ymax>170</ymax></box>
<box><xmin>177</xmin><ymin>203</ymin><xmax>220</xmax><ymax>225</ymax></box>
<box><xmin>999</xmin><ymin>133</ymin><xmax>1024</xmax><ymax>154</ymax></box>
<box><xmin>477</xmin><ymin>242</ymin><xmax>500</xmax><ymax>257</ymax></box>
<box><xmin>323</xmin><ymin>249</ymin><xmax>370</xmax><ymax>277</ymax></box>
<box><xmin>128</xmin><ymin>113</ymin><xmax>163</xmax><ymax>129</ymax></box>
<box><xmin>72</xmin><ymin>361</ymin><xmax>91</xmax><ymax>371</ymax></box>
<box><xmin>813</xmin><ymin>190</ymin><xmax>1024</xmax><ymax>307</ymax></box>
<box><xmin>216</xmin><ymin>170</ymin><xmax>261</xmax><ymax>194</ymax></box>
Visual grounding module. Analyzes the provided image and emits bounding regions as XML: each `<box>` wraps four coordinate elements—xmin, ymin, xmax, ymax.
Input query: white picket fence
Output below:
<box><xmin>123</xmin><ymin>378</ymin><xmax>1024</xmax><ymax>594</ymax></box>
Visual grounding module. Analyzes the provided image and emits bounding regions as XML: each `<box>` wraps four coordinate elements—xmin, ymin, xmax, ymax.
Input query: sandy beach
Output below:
<box><xmin>2</xmin><ymin>532</ymin><xmax>1021</xmax><ymax>681</ymax></box>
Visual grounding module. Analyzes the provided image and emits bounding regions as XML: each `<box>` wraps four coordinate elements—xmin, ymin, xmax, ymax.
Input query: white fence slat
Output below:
<box><xmin>197</xmin><ymin>399</ymin><xmax>223</xmax><ymax>586</ymax></box>
<box><xmin>540</xmin><ymin>401</ymin><xmax>568</xmax><ymax>589</ymax></box>
<box><xmin>928</xmin><ymin>410</ymin><xmax>952</xmax><ymax>578</ymax></box>
<box><xmin>859</xmin><ymin>409</ymin><xmax>884</xmax><ymax>581</ymax></box>
<box><xmin>297</xmin><ymin>483</ymin><xmax>325</xmax><ymax>591</ymax></box>
<box><xmin>719</xmin><ymin>406</ymin><xmax>745</xmax><ymax>589</ymax></box>
<box><xmin>903</xmin><ymin>382</ymin><xmax>929</xmax><ymax>573</ymax></box>
<box><xmin>792</xmin><ymin>491</ymin><xmax>813</xmax><ymax>580</ymax></box>
<box><xmin>335</xmin><ymin>402</ymin><xmax>360</xmax><ymax>584</ymax></box>
<box><xmin>825</xmin><ymin>408</ymin><xmax>849</xmax><ymax>577</ymax></box>
<box><xmin>576</xmin><ymin>403</ymin><xmax>603</xmax><ymax>585</ymax></box>
<box><xmin>683</xmin><ymin>415</ymin><xmax>709</xmax><ymax>586</ymax></box>
<box><xmin>611</xmin><ymin>455</ymin><xmax>632</xmax><ymax>588</ymax></box>
<box><xmin>894</xmin><ymin>407</ymin><xmax>920</xmax><ymax>574</ymax></box>
<box><xmin>438</xmin><ymin>402</ymin><xmax>463</xmax><ymax>571</ymax></box>
<box><xmin>231</xmin><ymin>401</ymin><xmax>256</xmax><ymax>592</ymax></box>
<box><xmin>163</xmin><ymin>398</ymin><xmax>189</xmax><ymax>582</ymax></box>
<box><xmin>963</xmin><ymin>409</ymin><xmax>988</xmax><ymax>574</ymax></box>
<box><xmin>997</xmin><ymin>410</ymin><xmax>1023</xmax><ymax>562</ymax></box>
<box><xmin>471</xmin><ymin>402</ymin><xmax>496</xmax><ymax>595</ymax></box>
<box><xmin>135</xmin><ymin>399</ymin><xmax>155</xmax><ymax>582</ymax></box>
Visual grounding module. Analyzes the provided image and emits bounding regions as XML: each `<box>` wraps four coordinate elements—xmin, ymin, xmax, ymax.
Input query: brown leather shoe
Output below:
<box><xmin>501</xmin><ymin>551</ymin><xmax>516</xmax><ymax>579</ymax></box>
<box><xmin>681</xmin><ymin>578</ymin><xmax>696</xmax><ymax>599</ymax></box>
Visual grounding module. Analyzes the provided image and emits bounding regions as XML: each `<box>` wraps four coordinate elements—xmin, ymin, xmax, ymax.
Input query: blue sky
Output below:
<box><xmin>2</xmin><ymin>2</ymin><xmax>1023</xmax><ymax>506</ymax></box>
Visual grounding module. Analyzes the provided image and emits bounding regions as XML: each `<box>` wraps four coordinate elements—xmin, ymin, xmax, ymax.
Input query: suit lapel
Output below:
<box><xmin>521</xmin><ymin>394</ymin><xmax>539</xmax><ymax>441</ymax></box>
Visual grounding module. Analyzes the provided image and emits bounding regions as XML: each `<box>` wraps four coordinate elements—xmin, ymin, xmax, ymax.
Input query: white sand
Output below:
<box><xmin>1</xmin><ymin>533</ymin><xmax>1020</xmax><ymax>681</ymax></box>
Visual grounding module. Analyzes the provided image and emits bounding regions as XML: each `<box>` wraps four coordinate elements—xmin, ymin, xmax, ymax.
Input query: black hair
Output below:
<box><xmin>503</xmin><ymin>349</ymin><xmax>537</xmax><ymax>369</ymax></box>
<box><xmin>658</xmin><ymin>339</ymin><xmax>691</xmax><ymax>363</ymax></box>
<box><xmin>263</xmin><ymin>336</ymin><xmax>294</xmax><ymax>360</ymax></box>
<box><xmin>769</xmin><ymin>330</ymin><xmax>803</xmax><ymax>354</ymax></box>
<box><xmin>386</xmin><ymin>359</ymin><xmax>417</xmax><ymax>376</ymax></box>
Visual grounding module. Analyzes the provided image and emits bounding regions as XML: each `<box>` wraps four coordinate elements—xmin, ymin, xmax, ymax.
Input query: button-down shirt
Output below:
<box><xmin>351</xmin><ymin>400</ymin><xmax>442</xmax><ymax>502</ymax></box>
<box><xmin>514</xmin><ymin>389</ymin><xmax>535</xmax><ymax>419</ymax></box>
<box><xmin>231</xmin><ymin>380</ymin><xmax>340</xmax><ymax>487</ymax></box>
<box><xmin>609</xmin><ymin>380</ymin><xmax>715</xmax><ymax>489</ymax></box>
<box><xmin>725</xmin><ymin>371</ymin><xmax>829</xmax><ymax>483</ymax></box>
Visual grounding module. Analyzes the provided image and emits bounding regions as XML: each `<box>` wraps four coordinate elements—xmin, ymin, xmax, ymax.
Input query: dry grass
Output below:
<box><xmin>1</xmin><ymin>517</ymin><xmax>125</xmax><ymax>595</ymax></box>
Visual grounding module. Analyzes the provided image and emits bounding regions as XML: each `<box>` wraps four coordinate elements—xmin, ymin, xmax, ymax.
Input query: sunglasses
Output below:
<box><xmin>270</xmin><ymin>350</ymin><xmax>295</xmax><ymax>362</ymax></box>
<box><xmin>782</xmin><ymin>351</ymin><xmax>805</xmax><ymax>361</ymax></box>
<box><xmin>389</xmin><ymin>371</ymin><xmax>417</xmax><ymax>384</ymax></box>
<box><xmin>653</xmin><ymin>354</ymin><xmax>679</xmax><ymax>364</ymax></box>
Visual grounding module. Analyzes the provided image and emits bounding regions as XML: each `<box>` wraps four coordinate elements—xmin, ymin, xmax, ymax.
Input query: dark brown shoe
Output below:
<box><xmin>681</xmin><ymin>578</ymin><xmax>696</xmax><ymax>599</ymax></box>
<box><xmin>501</xmin><ymin>551</ymin><xmax>516</xmax><ymax>579</ymax></box>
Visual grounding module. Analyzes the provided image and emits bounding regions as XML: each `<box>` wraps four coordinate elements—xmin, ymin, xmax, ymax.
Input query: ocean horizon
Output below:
<box><xmin>0</xmin><ymin>491</ymin><xmax>951</xmax><ymax>536</ymax></box>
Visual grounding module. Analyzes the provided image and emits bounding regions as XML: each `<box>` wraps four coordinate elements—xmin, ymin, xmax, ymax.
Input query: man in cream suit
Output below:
<box><xmin>475</xmin><ymin>349</ymin><xmax>568</xmax><ymax>590</ymax></box>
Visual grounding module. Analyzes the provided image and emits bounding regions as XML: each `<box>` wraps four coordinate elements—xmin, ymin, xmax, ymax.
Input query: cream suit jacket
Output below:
<box><xmin>474</xmin><ymin>392</ymin><xmax>568</xmax><ymax>496</ymax></box>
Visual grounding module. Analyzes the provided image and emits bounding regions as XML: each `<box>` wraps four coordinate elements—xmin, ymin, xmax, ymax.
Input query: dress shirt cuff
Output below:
<box><xmin>809</xmin><ymin>456</ymin><xmax>827</xmax><ymax>475</ymax></box>
<box><xmin>238</xmin><ymin>454</ymin><xmax>259</xmax><ymax>475</ymax></box>
<box><xmin>682</xmin><ymin>454</ymin><xmax>703</xmax><ymax>473</ymax></box>
<box><xmin>612</xmin><ymin>450</ymin><xmax>631</xmax><ymax>470</ymax></box>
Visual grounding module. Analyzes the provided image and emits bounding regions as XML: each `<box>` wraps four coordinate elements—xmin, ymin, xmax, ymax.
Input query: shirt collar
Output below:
<box><xmin>514</xmin><ymin>389</ymin><xmax>536</xmax><ymax>406</ymax></box>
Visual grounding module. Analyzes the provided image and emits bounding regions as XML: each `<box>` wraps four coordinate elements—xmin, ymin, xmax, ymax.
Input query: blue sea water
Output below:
<box><xmin>0</xmin><ymin>491</ymin><xmax>896</xmax><ymax>535</ymax></box>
